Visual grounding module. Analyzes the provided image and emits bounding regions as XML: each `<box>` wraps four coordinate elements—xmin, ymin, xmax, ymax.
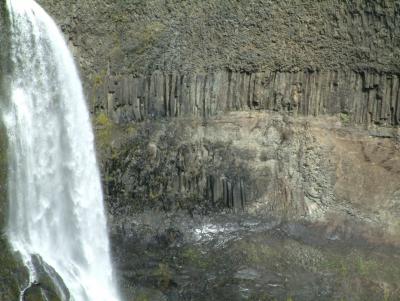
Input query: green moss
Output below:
<box><xmin>95</xmin><ymin>112</ymin><xmax>112</xmax><ymax>127</ymax></box>
<box><xmin>153</xmin><ymin>263</ymin><xmax>172</xmax><ymax>290</ymax></box>
<box><xmin>90</xmin><ymin>70</ymin><xmax>107</xmax><ymax>110</ymax></box>
<box><xmin>319</xmin><ymin>251</ymin><xmax>394</xmax><ymax>280</ymax></box>
<box><xmin>321</xmin><ymin>256</ymin><xmax>350</xmax><ymax>277</ymax></box>
<box><xmin>0</xmin><ymin>237</ymin><xmax>28</xmax><ymax>299</ymax></box>
<box><xmin>135</xmin><ymin>293</ymin><xmax>150</xmax><ymax>301</ymax></box>
<box><xmin>93</xmin><ymin>69</ymin><xmax>107</xmax><ymax>87</ymax></box>
<box><xmin>124</xmin><ymin>124</ymin><xmax>137</xmax><ymax>136</ymax></box>
<box><xmin>94</xmin><ymin>112</ymin><xmax>114</xmax><ymax>148</ymax></box>
<box><xmin>355</xmin><ymin>255</ymin><xmax>380</xmax><ymax>277</ymax></box>
<box><xmin>36</xmin><ymin>276</ymin><xmax>63</xmax><ymax>301</ymax></box>
<box><xmin>182</xmin><ymin>247</ymin><xmax>210</xmax><ymax>269</ymax></box>
<box><xmin>24</xmin><ymin>287</ymin><xmax>45</xmax><ymax>301</ymax></box>
<box><xmin>339</xmin><ymin>112</ymin><xmax>351</xmax><ymax>124</ymax></box>
<box><xmin>241</xmin><ymin>241</ymin><xmax>280</xmax><ymax>266</ymax></box>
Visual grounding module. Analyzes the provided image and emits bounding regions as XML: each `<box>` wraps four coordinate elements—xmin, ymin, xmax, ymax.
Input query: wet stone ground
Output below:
<box><xmin>111</xmin><ymin>213</ymin><xmax>400</xmax><ymax>301</ymax></box>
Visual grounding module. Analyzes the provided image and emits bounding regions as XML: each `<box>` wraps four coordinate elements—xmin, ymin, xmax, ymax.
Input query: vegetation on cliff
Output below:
<box><xmin>15</xmin><ymin>1</ymin><xmax>400</xmax><ymax>300</ymax></box>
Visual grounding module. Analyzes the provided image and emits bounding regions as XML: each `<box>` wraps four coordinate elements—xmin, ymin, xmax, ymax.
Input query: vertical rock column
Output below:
<box><xmin>91</xmin><ymin>70</ymin><xmax>400</xmax><ymax>126</ymax></box>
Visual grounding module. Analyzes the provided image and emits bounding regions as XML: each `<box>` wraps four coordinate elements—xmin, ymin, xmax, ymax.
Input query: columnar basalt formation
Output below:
<box><xmin>91</xmin><ymin>70</ymin><xmax>400</xmax><ymax>126</ymax></box>
<box><xmin>12</xmin><ymin>1</ymin><xmax>400</xmax><ymax>299</ymax></box>
<box><xmin>35</xmin><ymin>0</ymin><xmax>400</xmax><ymax>128</ymax></box>
<box><xmin>32</xmin><ymin>0</ymin><xmax>400</xmax><ymax>234</ymax></box>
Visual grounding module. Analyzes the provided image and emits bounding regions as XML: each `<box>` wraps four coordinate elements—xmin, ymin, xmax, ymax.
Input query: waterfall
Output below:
<box><xmin>2</xmin><ymin>0</ymin><xmax>121</xmax><ymax>300</ymax></box>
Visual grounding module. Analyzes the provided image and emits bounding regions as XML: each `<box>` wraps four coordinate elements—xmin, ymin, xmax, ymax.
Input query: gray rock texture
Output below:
<box><xmin>91</xmin><ymin>70</ymin><xmax>400</xmax><ymax>126</ymax></box>
<box><xmin>3</xmin><ymin>0</ymin><xmax>400</xmax><ymax>300</ymax></box>
<box><xmin>38</xmin><ymin>0</ymin><xmax>400</xmax><ymax>128</ymax></box>
<box><xmin>101</xmin><ymin>112</ymin><xmax>400</xmax><ymax>239</ymax></box>
<box><xmin>38</xmin><ymin>0</ymin><xmax>400</xmax><ymax>76</ymax></box>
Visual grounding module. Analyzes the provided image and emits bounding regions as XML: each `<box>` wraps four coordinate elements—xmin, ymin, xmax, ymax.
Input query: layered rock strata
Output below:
<box><xmin>91</xmin><ymin>70</ymin><xmax>400</xmax><ymax>126</ymax></box>
<box><xmin>17</xmin><ymin>1</ymin><xmax>400</xmax><ymax>299</ymax></box>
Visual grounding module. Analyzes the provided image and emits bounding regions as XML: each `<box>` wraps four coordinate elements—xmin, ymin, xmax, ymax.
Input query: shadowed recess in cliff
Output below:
<box><xmin>2</xmin><ymin>0</ymin><xmax>120</xmax><ymax>300</ymax></box>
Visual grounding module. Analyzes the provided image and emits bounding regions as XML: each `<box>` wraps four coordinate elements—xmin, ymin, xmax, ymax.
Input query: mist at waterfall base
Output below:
<box><xmin>2</xmin><ymin>0</ymin><xmax>121</xmax><ymax>300</ymax></box>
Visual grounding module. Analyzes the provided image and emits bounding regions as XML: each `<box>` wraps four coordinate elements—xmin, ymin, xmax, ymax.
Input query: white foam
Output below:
<box><xmin>3</xmin><ymin>1</ymin><xmax>121</xmax><ymax>300</ymax></box>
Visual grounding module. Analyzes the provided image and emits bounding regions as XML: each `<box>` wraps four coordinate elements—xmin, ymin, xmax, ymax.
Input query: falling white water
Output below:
<box><xmin>2</xmin><ymin>0</ymin><xmax>120</xmax><ymax>300</ymax></box>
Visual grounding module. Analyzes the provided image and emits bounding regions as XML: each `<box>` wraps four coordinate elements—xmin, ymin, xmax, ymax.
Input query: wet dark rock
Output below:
<box><xmin>102</xmin><ymin>112</ymin><xmax>400</xmax><ymax>300</ymax></box>
<box><xmin>3</xmin><ymin>1</ymin><xmax>399</xmax><ymax>300</ymax></box>
<box><xmin>111</xmin><ymin>213</ymin><xmax>400</xmax><ymax>301</ymax></box>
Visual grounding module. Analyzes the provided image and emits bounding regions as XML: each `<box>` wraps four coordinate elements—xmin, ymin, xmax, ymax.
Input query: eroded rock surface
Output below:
<box><xmin>100</xmin><ymin>112</ymin><xmax>400</xmax><ymax>239</ymax></box>
<box><xmin>97</xmin><ymin>111</ymin><xmax>400</xmax><ymax>300</ymax></box>
<box><xmin>38</xmin><ymin>0</ymin><xmax>400</xmax><ymax>76</ymax></box>
<box><xmin>18</xmin><ymin>0</ymin><xmax>400</xmax><ymax>300</ymax></box>
<box><xmin>91</xmin><ymin>71</ymin><xmax>400</xmax><ymax>126</ymax></box>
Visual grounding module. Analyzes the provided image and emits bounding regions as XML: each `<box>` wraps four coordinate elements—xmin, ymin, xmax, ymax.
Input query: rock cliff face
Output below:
<box><xmin>38</xmin><ymin>0</ymin><xmax>400</xmax><ymax>76</ymax></box>
<box><xmin>103</xmin><ymin>112</ymin><xmax>400</xmax><ymax>237</ymax></box>
<box><xmin>39</xmin><ymin>0</ymin><xmax>400</xmax><ymax>126</ymax></box>
<box><xmin>36</xmin><ymin>0</ymin><xmax>400</xmax><ymax>228</ymax></box>
<box><xmin>91</xmin><ymin>70</ymin><xmax>400</xmax><ymax>126</ymax></box>
<box><xmin>9</xmin><ymin>0</ymin><xmax>400</xmax><ymax>300</ymax></box>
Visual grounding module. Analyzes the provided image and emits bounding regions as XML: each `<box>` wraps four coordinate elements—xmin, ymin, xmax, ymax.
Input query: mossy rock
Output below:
<box><xmin>24</xmin><ymin>286</ymin><xmax>46</xmax><ymax>301</ymax></box>
<box><xmin>0</xmin><ymin>237</ymin><xmax>29</xmax><ymax>300</ymax></box>
<box><xmin>24</xmin><ymin>284</ymin><xmax>62</xmax><ymax>301</ymax></box>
